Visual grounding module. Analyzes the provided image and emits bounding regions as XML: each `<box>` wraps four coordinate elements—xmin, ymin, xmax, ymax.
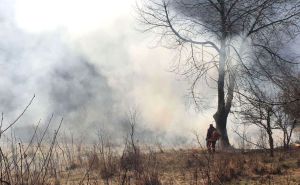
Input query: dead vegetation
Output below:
<box><xmin>1</xmin><ymin>126</ymin><xmax>299</xmax><ymax>185</ymax></box>
<box><xmin>0</xmin><ymin>99</ymin><xmax>299</xmax><ymax>185</ymax></box>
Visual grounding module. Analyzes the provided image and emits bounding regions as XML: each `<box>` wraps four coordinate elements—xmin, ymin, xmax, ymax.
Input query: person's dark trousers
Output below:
<box><xmin>207</xmin><ymin>140</ymin><xmax>216</xmax><ymax>153</ymax></box>
<box><xmin>211</xmin><ymin>141</ymin><xmax>216</xmax><ymax>152</ymax></box>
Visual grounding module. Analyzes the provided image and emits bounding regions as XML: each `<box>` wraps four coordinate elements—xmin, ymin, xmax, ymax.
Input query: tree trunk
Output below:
<box><xmin>213</xmin><ymin>39</ymin><xmax>231</xmax><ymax>148</ymax></box>
<box><xmin>267</xmin><ymin>131</ymin><xmax>274</xmax><ymax>157</ymax></box>
<box><xmin>283</xmin><ymin>130</ymin><xmax>289</xmax><ymax>150</ymax></box>
<box><xmin>285</xmin><ymin>119</ymin><xmax>297</xmax><ymax>150</ymax></box>
<box><xmin>214</xmin><ymin>113</ymin><xmax>230</xmax><ymax>147</ymax></box>
<box><xmin>266</xmin><ymin>110</ymin><xmax>274</xmax><ymax>157</ymax></box>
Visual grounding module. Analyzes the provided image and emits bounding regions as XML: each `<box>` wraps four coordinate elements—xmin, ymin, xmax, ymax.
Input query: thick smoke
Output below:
<box><xmin>0</xmin><ymin>0</ymin><xmax>218</xmax><ymax>146</ymax></box>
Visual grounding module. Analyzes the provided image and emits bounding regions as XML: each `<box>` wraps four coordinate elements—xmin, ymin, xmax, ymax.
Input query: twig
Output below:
<box><xmin>0</xmin><ymin>95</ymin><xmax>35</xmax><ymax>135</ymax></box>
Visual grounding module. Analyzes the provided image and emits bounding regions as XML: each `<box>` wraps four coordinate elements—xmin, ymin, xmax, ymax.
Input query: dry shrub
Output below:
<box><xmin>99</xmin><ymin>155</ymin><xmax>118</xmax><ymax>181</ymax></box>
<box><xmin>163</xmin><ymin>178</ymin><xmax>175</xmax><ymax>185</ymax></box>
<box><xmin>0</xmin><ymin>111</ymin><xmax>64</xmax><ymax>185</ymax></box>
<box><xmin>184</xmin><ymin>151</ymin><xmax>292</xmax><ymax>184</ymax></box>
<box><xmin>253</xmin><ymin>165</ymin><xmax>268</xmax><ymax>175</ymax></box>
<box><xmin>53</xmin><ymin>178</ymin><xmax>61</xmax><ymax>185</ymax></box>
<box><xmin>87</xmin><ymin>151</ymin><xmax>100</xmax><ymax>170</ymax></box>
<box><xmin>270</xmin><ymin>166</ymin><xmax>284</xmax><ymax>175</ymax></box>
<box><xmin>214</xmin><ymin>155</ymin><xmax>244</xmax><ymax>182</ymax></box>
<box><xmin>262</xmin><ymin>156</ymin><xmax>274</xmax><ymax>163</ymax></box>
<box><xmin>65</xmin><ymin>161</ymin><xmax>79</xmax><ymax>170</ymax></box>
<box><xmin>185</xmin><ymin>150</ymin><xmax>206</xmax><ymax>169</ymax></box>
<box><xmin>140</xmin><ymin>174</ymin><xmax>162</xmax><ymax>185</ymax></box>
<box><xmin>137</xmin><ymin>149</ymin><xmax>162</xmax><ymax>185</ymax></box>
<box><xmin>120</xmin><ymin>146</ymin><xmax>143</xmax><ymax>172</ymax></box>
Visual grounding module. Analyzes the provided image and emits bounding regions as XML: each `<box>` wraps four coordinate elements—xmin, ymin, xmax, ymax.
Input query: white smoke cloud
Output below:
<box><xmin>0</xmin><ymin>0</ymin><xmax>222</xmax><ymax>145</ymax></box>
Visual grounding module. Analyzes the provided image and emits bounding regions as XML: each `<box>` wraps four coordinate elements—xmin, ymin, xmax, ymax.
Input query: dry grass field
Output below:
<box><xmin>1</xmin><ymin>139</ymin><xmax>300</xmax><ymax>185</ymax></box>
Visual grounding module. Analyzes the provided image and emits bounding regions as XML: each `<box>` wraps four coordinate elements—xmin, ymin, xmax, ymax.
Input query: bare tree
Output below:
<box><xmin>137</xmin><ymin>0</ymin><xmax>300</xmax><ymax>148</ymax></box>
<box><xmin>275</xmin><ymin>108</ymin><xmax>297</xmax><ymax>149</ymax></box>
<box><xmin>238</xmin><ymin>85</ymin><xmax>278</xmax><ymax>157</ymax></box>
<box><xmin>234</xmin><ymin>33</ymin><xmax>300</xmax><ymax>154</ymax></box>
<box><xmin>277</xmin><ymin>74</ymin><xmax>300</xmax><ymax>148</ymax></box>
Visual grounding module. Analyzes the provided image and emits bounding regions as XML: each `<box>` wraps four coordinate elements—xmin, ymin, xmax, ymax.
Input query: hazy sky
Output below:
<box><xmin>0</xmin><ymin>0</ymin><xmax>243</xmax><ymax>145</ymax></box>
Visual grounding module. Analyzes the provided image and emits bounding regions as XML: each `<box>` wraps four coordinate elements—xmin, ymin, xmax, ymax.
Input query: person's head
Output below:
<box><xmin>209</xmin><ymin>124</ymin><xmax>213</xmax><ymax>128</ymax></box>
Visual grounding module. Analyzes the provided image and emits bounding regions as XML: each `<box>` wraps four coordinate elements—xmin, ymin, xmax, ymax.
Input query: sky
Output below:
<box><xmin>0</xmin><ymin>0</ymin><xmax>262</xmax><ymax>146</ymax></box>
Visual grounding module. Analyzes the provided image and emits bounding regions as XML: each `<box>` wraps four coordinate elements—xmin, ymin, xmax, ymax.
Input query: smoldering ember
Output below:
<box><xmin>0</xmin><ymin>0</ymin><xmax>299</xmax><ymax>184</ymax></box>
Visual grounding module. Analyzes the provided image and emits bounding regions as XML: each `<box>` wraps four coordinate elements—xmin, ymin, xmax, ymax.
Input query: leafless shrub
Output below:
<box><xmin>120</xmin><ymin>110</ymin><xmax>143</xmax><ymax>174</ymax></box>
<box><xmin>0</xmin><ymin>95</ymin><xmax>65</xmax><ymax>185</ymax></box>
<box><xmin>87</xmin><ymin>147</ymin><xmax>100</xmax><ymax>171</ymax></box>
<box><xmin>95</xmin><ymin>129</ymin><xmax>118</xmax><ymax>185</ymax></box>
<box><xmin>139</xmin><ymin>148</ymin><xmax>162</xmax><ymax>185</ymax></box>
